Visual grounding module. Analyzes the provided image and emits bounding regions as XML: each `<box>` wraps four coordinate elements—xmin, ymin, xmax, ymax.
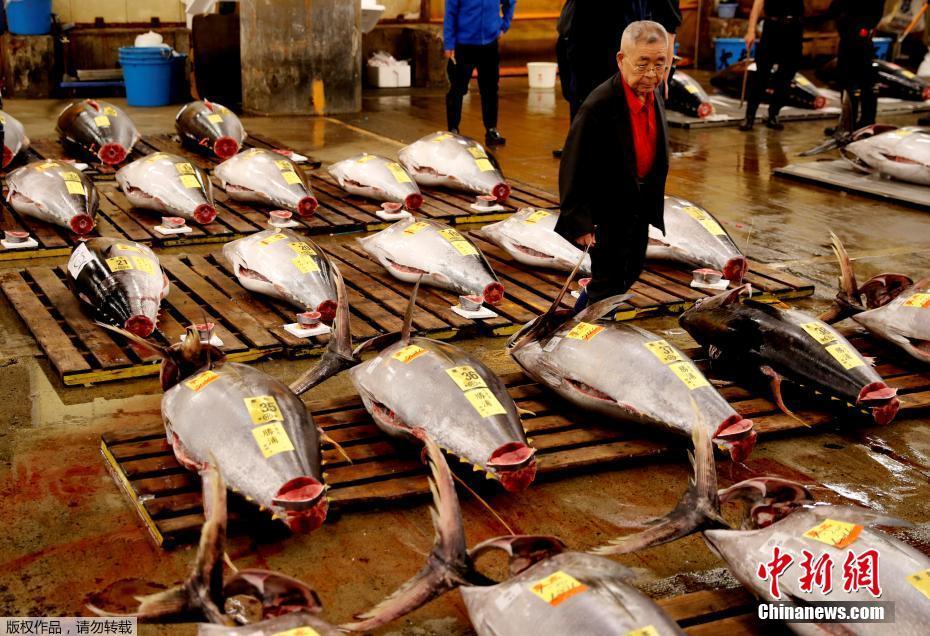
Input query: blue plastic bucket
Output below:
<box><xmin>6</xmin><ymin>0</ymin><xmax>52</xmax><ymax>35</ymax></box>
<box><xmin>714</xmin><ymin>37</ymin><xmax>754</xmax><ymax>71</ymax></box>
<box><xmin>119</xmin><ymin>46</ymin><xmax>174</xmax><ymax>106</ymax></box>
<box><xmin>873</xmin><ymin>37</ymin><xmax>892</xmax><ymax>60</ymax></box>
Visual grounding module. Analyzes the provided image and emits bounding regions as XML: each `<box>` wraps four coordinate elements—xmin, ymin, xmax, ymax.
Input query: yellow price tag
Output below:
<box><xmin>907</xmin><ymin>568</ymin><xmax>930</xmax><ymax>601</ymax></box>
<box><xmin>179</xmin><ymin>174</ymin><xmax>202</xmax><ymax>189</ymax></box>
<box><xmin>464</xmin><ymin>387</ymin><xmax>506</xmax><ymax>418</ymax></box>
<box><xmin>132</xmin><ymin>256</ymin><xmax>155</xmax><ymax>275</ymax></box>
<box><xmin>645</xmin><ymin>339</ymin><xmax>683</xmax><ymax>364</ymax></box>
<box><xmin>175</xmin><ymin>163</ymin><xmax>195</xmax><ymax>175</ymax></box>
<box><xmin>446</xmin><ymin>365</ymin><xmax>488</xmax><ymax>391</ymax></box>
<box><xmin>445</xmin><ymin>238</ymin><xmax>479</xmax><ymax>256</ymax></box>
<box><xmin>94</xmin><ymin>115</ymin><xmax>111</xmax><ymax>127</ymax></box>
<box><xmin>796</xmin><ymin>75</ymin><xmax>811</xmax><ymax>86</ymax></box>
<box><xmin>685</xmin><ymin>83</ymin><xmax>699</xmax><ymax>94</ymax></box>
<box><xmin>37</xmin><ymin>161</ymin><xmax>59</xmax><ymax>170</ymax></box>
<box><xmin>288</xmin><ymin>242</ymin><xmax>317</xmax><ymax>257</ymax></box>
<box><xmin>566</xmin><ymin>322</ymin><xmax>604</xmax><ymax>341</ymax></box>
<box><xmin>65</xmin><ymin>181</ymin><xmax>86</xmax><ymax>196</ymax></box>
<box><xmin>244</xmin><ymin>395</ymin><xmax>284</xmax><ymax>425</ymax></box>
<box><xmin>61</xmin><ymin>171</ymin><xmax>82</xmax><ymax>182</ymax></box>
<box><xmin>825</xmin><ymin>342</ymin><xmax>864</xmax><ymax>370</ymax></box>
<box><xmin>626</xmin><ymin>628</ymin><xmax>661</xmax><ymax>636</ymax></box>
<box><xmin>403</xmin><ymin>221</ymin><xmax>430</xmax><ymax>235</ymax></box>
<box><xmin>356</xmin><ymin>154</ymin><xmax>377</xmax><ymax>164</ymax></box>
<box><xmin>292</xmin><ymin>254</ymin><xmax>320</xmax><ymax>274</ymax></box>
<box><xmin>275</xmin><ymin>159</ymin><xmax>293</xmax><ymax>169</ymax></box>
<box><xmin>803</xmin><ymin>519</ymin><xmax>863</xmax><ymax>548</ymax></box>
<box><xmin>184</xmin><ymin>370</ymin><xmax>221</xmax><ymax>392</ymax></box>
<box><xmin>281</xmin><ymin>171</ymin><xmax>302</xmax><ymax>185</ymax></box>
<box><xmin>106</xmin><ymin>256</ymin><xmax>133</xmax><ymax>272</ymax></box>
<box><xmin>903</xmin><ymin>293</ymin><xmax>930</xmax><ymax>309</ymax></box>
<box><xmin>902</xmin><ymin>69</ymin><xmax>917</xmax><ymax>79</ymax></box>
<box><xmin>207</xmin><ymin>113</ymin><xmax>223</xmax><ymax>123</ymax></box>
<box><xmin>114</xmin><ymin>244</ymin><xmax>142</xmax><ymax>253</ymax></box>
<box><xmin>467</xmin><ymin>146</ymin><xmax>487</xmax><ymax>159</ymax></box>
<box><xmin>523</xmin><ymin>210</ymin><xmax>551</xmax><ymax>224</ymax></box>
<box><xmin>683</xmin><ymin>206</ymin><xmax>726</xmax><ymax>236</ymax></box>
<box><xmin>0</xmin><ymin>114</ymin><xmax>5</xmax><ymax>124</ymax></box>
<box><xmin>103</xmin><ymin>106</ymin><xmax>118</xmax><ymax>116</ymax></box>
<box><xmin>529</xmin><ymin>571</ymin><xmax>588</xmax><ymax>607</ymax></box>
<box><xmin>392</xmin><ymin>344</ymin><xmax>427</xmax><ymax>364</ymax></box>
<box><xmin>251</xmin><ymin>423</ymin><xmax>295</xmax><ymax>458</ymax></box>
<box><xmin>438</xmin><ymin>228</ymin><xmax>476</xmax><ymax>253</ymax></box>
<box><xmin>260</xmin><ymin>232</ymin><xmax>289</xmax><ymax>246</ymax></box>
<box><xmin>273</xmin><ymin>629</ymin><xmax>320</xmax><ymax>636</ymax></box>
<box><xmin>669</xmin><ymin>361</ymin><xmax>710</xmax><ymax>390</ymax></box>
<box><xmin>475</xmin><ymin>158</ymin><xmax>495</xmax><ymax>172</ymax></box>
<box><xmin>432</xmin><ymin>133</ymin><xmax>452</xmax><ymax>143</ymax></box>
<box><xmin>387</xmin><ymin>162</ymin><xmax>412</xmax><ymax>183</ymax></box>
<box><xmin>801</xmin><ymin>321</ymin><xmax>837</xmax><ymax>345</ymax></box>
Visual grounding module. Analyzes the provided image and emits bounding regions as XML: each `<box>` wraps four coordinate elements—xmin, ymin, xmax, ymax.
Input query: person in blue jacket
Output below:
<box><xmin>444</xmin><ymin>0</ymin><xmax>516</xmax><ymax>146</ymax></box>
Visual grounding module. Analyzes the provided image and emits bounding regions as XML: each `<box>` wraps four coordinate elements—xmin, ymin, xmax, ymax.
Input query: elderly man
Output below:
<box><xmin>556</xmin><ymin>20</ymin><xmax>670</xmax><ymax>307</ymax></box>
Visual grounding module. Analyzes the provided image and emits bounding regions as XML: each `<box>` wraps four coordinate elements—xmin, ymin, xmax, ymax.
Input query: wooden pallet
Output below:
<box><xmin>99</xmin><ymin>333</ymin><xmax>930</xmax><ymax>549</ymax></box>
<box><xmin>658</xmin><ymin>587</ymin><xmax>762</xmax><ymax>636</ymax></box>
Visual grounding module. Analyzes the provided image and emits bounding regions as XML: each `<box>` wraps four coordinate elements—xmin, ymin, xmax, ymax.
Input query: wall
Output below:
<box><xmin>53</xmin><ymin>0</ymin><xmax>186</xmax><ymax>23</ymax></box>
<box><xmin>380</xmin><ymin>0</ymin><xmax>421</xmax><ymax>20</ymax></box>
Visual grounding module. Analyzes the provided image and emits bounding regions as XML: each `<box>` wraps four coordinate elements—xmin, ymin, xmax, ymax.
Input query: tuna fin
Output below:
<box><xmin>517</xmin><ymin>406</ymin><xmax>536</xmax><ymax>417</ymax></box>
<box><xmin>320</xmin><ymin>430</ymin><xmax>352</xmax><ymax>464</ymax></box>
<box><xmin>341</xmin><ymin>434</ymin><xmax>471</xmax><ymax>632</ymax></box>
<box><xmin>575</xmin><ymin>294</ymin><xmax>635</xmax><ymax>323</ymax></box>
<box><xmin>821</xmin><ymin>231</ymin><xmax>865</xmax><ymax>323</ymax></box>
<box><xmin>718</xmin><ymin>477</ymin><xmax>814</xmax><ymax>529</ymax></box>
<box><xmin>590</xmin><ymin>416</ymin><xmax>728</xmax><ymax>556</ymax></box>
<box><xmin>760</xmin><ymin>365</ymin><xmax>810</xmax><ymax>428</ymax></box>
<box><xmin>94</xmin><ymin>321</ymin><xmax>168</xmax><ymax>356</ymax></box>
<box><xmin>400</xmin><ymin>275</ymin><xmax>422</xmax><ymax>346</ymax></box>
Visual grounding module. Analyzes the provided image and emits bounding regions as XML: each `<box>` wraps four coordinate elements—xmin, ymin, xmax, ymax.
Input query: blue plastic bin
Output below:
<box><xmin>714</xmin><ymin>37</ymin><xmax>755</xmax><ymax>71</ymax></box>
<box><xmin>119</xmin><ymin>46</ymin><xmax>174</xmax><ymax>106</ymax></box>
<box><xmin>873</xmin><ymin>37</ymin><xmax>892</xmax><ymax>60</ymax></box>
<box><xmin>6</xmin><ymin>0</ymin><xmax>52</xmax><ymax>35</ymax></box>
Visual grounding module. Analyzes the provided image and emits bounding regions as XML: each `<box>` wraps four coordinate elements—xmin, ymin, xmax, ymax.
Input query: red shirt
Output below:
<box><xmin>622</xmin><ymin>77</ymin><xmax>657</xmax><ymax>180</ymax></box>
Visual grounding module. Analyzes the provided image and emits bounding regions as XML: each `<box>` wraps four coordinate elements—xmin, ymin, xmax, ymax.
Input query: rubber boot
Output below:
<box><xmin>739</xmin><ymin>101</ymin><xmax>759</xmax><ymax>131</ymax></box>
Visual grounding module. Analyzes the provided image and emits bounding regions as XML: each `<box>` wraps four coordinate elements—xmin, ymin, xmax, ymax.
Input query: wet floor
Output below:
<box><xmin>0</xmin><ymin>77</ymin><xmax>929</xmax><ymax>634</ymax></box>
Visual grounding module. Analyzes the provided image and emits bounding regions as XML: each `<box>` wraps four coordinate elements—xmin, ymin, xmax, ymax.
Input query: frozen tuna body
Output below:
<box><xmin>7</xmin><ymin>160</ymin><xmax>98</xmax><ymax>234</ymax></box>
<box><xmin>66</xmin><ymin>238</ymin><xmax>168</xmax><ymax>336</ymax></box>
<box><xmin>842</xmin><ymin>126</ymin><xmax>930</xmax><ymax>186</ymax></box>
<box><xmin>328</xmin><ymin>153</ymin><xmax>423</xmax><ymax>209</ymax></box>
<box><xmin>175</xmin><ymin>99</ymin><xmax>246</xmax><ymax>160</ymax></box>
<box><xmin>398</xmin><ymin>131</ymin><xmax>510</xmax><ymax>200</ymax></box>
<box><xmin>116</xmin><ymin>152</ymin><xmax>217</xmax><ymax>224</ymax></box>
<box><xmin>215</xmin><ymin>148</ymin><xmax>318</xmax><ymax>217</ymax></box>
<box><xmin>667</xmin><ymin>71</ymin><xmax>714</xmax><ymax>118</ymax></box>
<box><xmin>1</xmin><ymin>110</ymin><xmax>30</xmax><ymax>167</ymax></box>
<box><xmin>56</xmin><ymin>99</ymin><xmax>140</xmax><ymax>165</ymax></box>
<box><xmin>478</xmin><ymin>208</ymin><xmax>591</xmax><ymax>275</ymax></box>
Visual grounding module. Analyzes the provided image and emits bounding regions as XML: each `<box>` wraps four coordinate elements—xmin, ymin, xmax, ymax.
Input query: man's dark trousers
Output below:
<box><xmin>586</xmin><ymin>217</ymin><xmax>650</xmax><ymax>303</ymax></box>
<box><xmin>446</xmin><ymin>41</ymin><xmax>500</xmax><ymax>131</ymax></box>
<box><xmin>748</xmin><ymin>18</ymin><xmax>803</xmax><ymax>118</ymax></box>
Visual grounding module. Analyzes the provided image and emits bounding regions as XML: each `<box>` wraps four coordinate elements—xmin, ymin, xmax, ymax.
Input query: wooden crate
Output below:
<box><xmin>658</xmin><ymin>587</ymin><xmax>763</xmax><ymax>635</ymax></box>
<box><xmin>99</xmin><ymin>334</ymin><xmax>930</xmax><ymax>549</ymax></box>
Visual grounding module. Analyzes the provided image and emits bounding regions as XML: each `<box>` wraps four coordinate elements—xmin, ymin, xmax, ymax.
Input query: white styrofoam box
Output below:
<box><xmin>367</xmin><ymin>63</ymin><xmax>411</xmax><ymax>88</ymax></box>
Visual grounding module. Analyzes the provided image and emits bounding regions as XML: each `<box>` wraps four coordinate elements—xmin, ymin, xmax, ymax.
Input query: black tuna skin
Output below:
<box><xmin>175</xmin><ymin>100</ymin><xmax>245</xmax><ymax>160</ymax></box>
<box><xmin>711</xmin><ymin>60</ymin><xmax>826</xmax><ymax>109</ymax></box>
<box><xmin>56</xmin><ymin>100</ymin><xmax>139</xmax><ymax>165</ymax></box>
<box><xmin>816</xmin><ymin>58</ymin><xmax>930</xmax><ymax>102</ymax></box>
<box><xmin>668</xmin><ymin>71</ymin><xmax>714</xmax><ymax>118</ymax></box>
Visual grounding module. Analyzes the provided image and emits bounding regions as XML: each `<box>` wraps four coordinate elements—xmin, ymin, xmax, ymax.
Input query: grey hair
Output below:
<box><xmin>620</xmin><ymin>20</ymin><xmax>669</xmax><ymax>54</ymax></box>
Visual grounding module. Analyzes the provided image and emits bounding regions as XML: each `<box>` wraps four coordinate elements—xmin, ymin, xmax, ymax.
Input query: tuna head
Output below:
<box><xmin>67</xmin><ymin>238</ymin><xmax>168</xmax><ymax>337</ymax></box>
<box><xmin>223</xmin><ymin>229</ymin><xmax>339</xmax><ymax>323</ymax></box>
<box><xmin>668</xmin><ymin>70</ymin><xmax>714</xmax><ymax>118</ymax></box>
<box><xmin>843</xmin><ymin>127</ymin><xmax>930</xmax><ymax>186</ymax></box>
<box><xmin>215</xmin><ymin>148</ymin><xmax>318</xmax><ymax>217</ymax></box>
<box><xmin>328</xmin><ymin>153</ymin><xmax>423</xmax><ymax>210</ymax></box>
<box><xmin>357</xmin><ymin>217</ymin><xmax>504</xmax><ymax>304</ymax></box>
<box><xmin>349</xmin><ymin>337</ymin><xmax>536</xmax><ymax>492</ymax></box>
<box><xmin>677</xmin><ymin>284</ymin><xmax>752</xmax><ymax>349</ymax></box>
<box><xmin>175</xmin><ymin>100</ymin><xmax>246</xmax><ymax>160</ymax></box>
<box><xmin>1</xmin><ymin>110</ymin><xmax>30</xmax><ymax>168</ymax></box>
<box><xmin>398</xmin><ymin>131</ymin><xmax>510</xmax><ymax>200</ymax></box>
<box><xmin>116</xmin><ymin>152</ymin><xmax>217</xmax><ymax>224</ymax></box>
<box><xmin>56</xmin><ymin>99</ymin><xmax>140</xmax><ymax>165</ymax></box>
<box><xmin>7</xmin><ymin>160</ymin><xmax>98</xmax><ymax>234</ymax></box>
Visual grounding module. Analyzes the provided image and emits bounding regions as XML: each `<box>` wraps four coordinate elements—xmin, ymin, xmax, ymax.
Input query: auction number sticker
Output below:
<box><xmin>207</xmin><ymin>113</ymin><xmax>224</xmax><ymax>123</ymax></box>
<box><xmin>685</xmin><ymin>83</ymin><xmax>699</xmax><ymax>94</ymax></box>
<box><xmin>281</xmin><ymin>171</ymin><xmax>302</xmax><ymax>185</ymax></box>
<box><xmin>432</xmin><ymin>133</ymin><xmax>452</xmax><ymax>143</ymax></box>
<box><xmin>185</xmin><ymin>370</ymin><xmax>221</xmax><ymax>392</ymax></box>
<box><xmin>475</xmin><ymin>158</ymin><xmax>495</xmax><ymax>172</ymax></box>
<box><xmin>446</xmin><ymin>365</ymin><xmax>487</xmax><ymax>391</ymax></box>
<box><xmin>403</xmin><ymin>221</ymin><xmax>430</xmax><ymax>235</ymax></box>
<box><xmin>273</xmin><ymin>629</ymin><xmax>320</xmax><ymax>636</ymax></box>
<box><xmin>644</xmin><ymin>339</ymin><xmax>684</xmax><ymax>364</ymax></box>
<box><xmin>179</xmin><ymin>174</ymin><xmax>202</xmax><ymax>189</ymax></box>
<box><xmin>683</xmin><ymin>206</ymin><xmax>726</xmax><ymax>236</ymax></box>
<box><xmin>907</xmin><ymin>568</ymin><xmax>930</xmax><ymax>601</ymax></box>
<box><xmin>132</xmin><ymin>256</ymin><xmax>156</xmax><ymax>275</ymax></box>
<box><xmin>103</xmin><ymin>106</ymin><xmax>118</xmax><ymax>116</ymax></box>
<box><xmin>800</xmin><ymin>321</ymin><xmax>837</xmax><ymax>345</ymax></box>
<box><xmin>668</xmin><ymin>361</ymin><xmax>710</xmax><ymax>390</ymax></box>
<box><xmin>523</xmin><ymin>210</ymin><xmax>551</xmax><ymax>224</ymax></box>
<box><xmin>260</xmin><ymin>232</ymin><xmax>289</xmax><ymax>246</ymax></box>
<box><xmin>528</xmin><ymin>571</ymin><xmax>588</xmax><ymax>607</ymax></box>
<box><xmin>387</xmin><ymin>162</ymin><xmax>412</xmax><ymax>183</ymax></box>
<box><xmin>626</xmin><ymin>628</ymin><xmax>661</xmax><ymax>636</ymax></box>
<box><xmin>106</xmin><ymin>256</ymin><xmax>133</xmax><ymax>272</ymax></box>
<box><xmin>803</xmin><ymin>519</ymin><xmax>863</xmax><ymax>548</ymax></box>
<box><xmin>566</xmin><ymin>322</ymin><xmax>604</xmax><ymax>341</ymax></box>
<box><xmin>94</xmin><ymin>115</ymin><xmax>111</xmax><ymax>127</ymax></box>
<box><xmin>289</xmin><ymin>242</ymin><xmax>317</xmax><ymax>257</ymax></box>
<box><xmin>392</xmin><ymin>344</ymin><xmax>427</xmax><ymax>364</ymax></box>
<box><xmin>356</xmin><ymin>154</ymin><xmax>377</xmax><ymax>164</ymax></box>
<box><xmin>244</xmin><ymin>395</ymin><xmax>284</xmax><ymax>425</ymax></box>
<box><xmin>904</xmin><ymin>293</ymin><xmax>930</xmax><ymax>309</ymax></box>
<box><xmin>292</xmin><ymin>254</ymin><xmax>320</xmax><ymax>274</ymax></box>
<box><xmin>445</xmin><ymin>365</ymin><xmax>506</xmax><ymax>417</ymax></box>
<box><xmin>175</xmin><ymin>162</ymin><xmax>195</xmax><ymax>175</ymax></box>
<box><xmin>61</xmin><ymin>171</ymin><xmax>82</xmax><ymax>182</ymax></box>
<box><xmin>251</xmin><ymin>423</ymin><xmax>295</xmax><ymax>458</ymax></box>
<box><xmin>65</xmin><ymin>181</ymin><xmax>86</xmax><ymax>196</ymax></box>
<box><xmin>825</xmin><ymin>342</ymin><xmax>864</xmax><ymax>370</ymax></box>
<box><xmin>438</xmin><ymin>228</ymin><xmax>478</xmax><ymax>256</ymax></box>
<box><xmin>114</xmin><ymin>244</ymin><xmax>142</xmax><ymax>253</ymax></box>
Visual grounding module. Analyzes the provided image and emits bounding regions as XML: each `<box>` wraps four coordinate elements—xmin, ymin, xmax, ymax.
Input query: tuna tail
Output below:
<box><xmin>399</xmin><ymin>275</ymin><xmax>421</xmax><ymax>346</ymax></box>
<box><xmin>799</xmin><ymin>136</ymin><xmax>846</xmax><ymax>157</ymax></box>
<box><xmin>590</xmin><ymin>421</ymin><xmax>728</xmax><ymax>556</ymax></box>
<box><xmin>508</xmin><ymin>245</ymin><xmax>590</xmax><ymax>351</ymax></box>
<box><xmin>717</xmin><ymin>477</ymin><xmax>814</xmax><ymax>529</ymax></box>
<box><xmin>93</xmin><ymin>321</ymin><xmax>168</xmax><ymax>356</ymax></box>
<box><xmin>341</xmin><ymin>433</ymin><xmax>473</xmax><ymax>632</ymax></box>
<box><xmin>820</xmin><ymin>231</ymin><xmax>865</xmax><ymax>323</ymax></box>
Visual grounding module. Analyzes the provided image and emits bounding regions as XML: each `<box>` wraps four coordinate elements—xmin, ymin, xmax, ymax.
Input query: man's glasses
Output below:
<box><xmin>629</xmin><ymin>62</ymin><xmax>666</xmax><ymax>76</ymax></box>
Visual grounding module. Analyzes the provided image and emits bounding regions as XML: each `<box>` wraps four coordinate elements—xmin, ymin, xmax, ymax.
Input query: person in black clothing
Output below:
<box><xmin>740</xmin><ymin>0</ymin><xmax>804</xmax><ymax>131</ymax></box>
<box><xmin>829</xmin><ymin>0</ymin><xmax>884</xmax><ymax>135</ymax></box>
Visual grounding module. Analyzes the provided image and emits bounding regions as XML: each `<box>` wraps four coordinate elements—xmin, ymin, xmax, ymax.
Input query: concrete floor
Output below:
<box><xmin>1</xmin><ymin>79</ymin><xmax>929</xmax><ymax>634</ymax></box>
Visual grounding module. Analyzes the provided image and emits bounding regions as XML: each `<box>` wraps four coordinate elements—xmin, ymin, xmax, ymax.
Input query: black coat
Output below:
<box><xmin>556</xmin><ymin>73</ymin><xmax>670</xmax><ymax>242</ymax></box>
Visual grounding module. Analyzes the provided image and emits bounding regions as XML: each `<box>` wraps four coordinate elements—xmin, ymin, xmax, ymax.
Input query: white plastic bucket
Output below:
<box><xmin>527</xmin><ymin>62</ymin><xmax>558</xmax><ymax>89</ymax></box>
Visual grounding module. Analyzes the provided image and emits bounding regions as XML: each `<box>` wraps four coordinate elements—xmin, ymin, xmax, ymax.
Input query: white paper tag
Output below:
<box><xmin>1</xmin><ymin>237</ymin><xmax>38</xmax><ymax>250</ymax></box>
<box><xmin>67</xmin><ymin>242</ymin><xmax>93</xmax><ymax>278</ymax></box>
<box><xmin>543</xmin><ymin>336</ymin><xmax>562</xmax><ymax>353</ymax></box>
<box><xmin>494</xmin><ymin>583</ymin><xmax>524</xmax><ymax>611</ymax></box>
<box><xmin>451</xmin><ymin>305</ymin><xmax>498</xmax><ymax>319</ymax></box>
<box><xmin>283</xmin><ymin>323</ymin><xmax>331</xmax><ymax>338</ymax></box>
<box><xmin>154</xmin><ymin>224</ymin><xmax>194</xmax><ymax>235</ymax></box>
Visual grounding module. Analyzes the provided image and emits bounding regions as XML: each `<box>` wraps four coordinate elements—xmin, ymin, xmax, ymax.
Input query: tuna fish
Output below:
<box><xmin>667</xmin><ymin>70</ymin><xmax>715</xmax><ymax>118</ymax></box>
<box><xmin>214</xmin><ymin>148</ymin><xmax>318</xmax><ymax>217</ymax></box>
<box><xmin>222</xmin><ymin>229</ymin><xmax>339</xmax><ymax>324</ymax></box>
<box><xmin>358</xmin><ymin>217</ymin><xmax>504</xmax><ymax>304</ymax></box>
<box><xmin>507</xmin><ymin>266</ymin><xmax>757</xmax><ymax>461</ymax></box>
<box><xmin>345</xmin><ymin>435</ymin><xmax>686</xmax><ymax>635</ymax></box>
<box><xmin>56</xmin><ymin>99</ymin><xmax>140</xmax><ymax>165</ymax></box>
<box><xmin>477</xmin><ymin>208</ymin><xmax>592</xmax><ymax>275</ymax></box>
<box><xmin>175</xmin><ymin>100</ymin><xmax>246</xmax><ymax>160</ymax></box>
<box><xmin>817</xmin><ymin>58</ymin><xmax>930</xmax><ymax>102</ymax></box>
<box><xmin>704</xmin><ymin>505</ymin><xmax>929</xmax><ymax>635</ymax></box>
<box><xmin>679</xmin><ymin>285</ymin><xmax>900</xmax><ymax>426</ymax></box>
<box><xmin>398</xmin><ymin>131</ymin><xmax>510</xmax><ymax>200</ymax></box>
<box><xmin>1</xmin><ymin>110</ymin><xmax>30</xmax><ymax>168</ymax></box>
<box><xmin>711</xmin><ymin>61</ymin><xmax>827</xmax><ymax>110</ymax></box>
<box><xmin>823</xmin><ymin>232</ymin><xmax>930</xmax><ymax>364</ymax></box>
<box><xmin>6</xmin><ymin>160</ymin><xmax>98</xmax><ymax>234</ymax></box>
<box><xmin>66</xmin><ymin>238</ymin><xmax>168</xmax><ymax>336</ymax></box>
<box><xmin>116</xmin><ymin>152</ymin><xmax>218</xmax><ymax>224</ymax></box>
<box><xmin>839</xmin><ymin>125</ymin><xmax>930</xmax><ymax>186</ymax></box>
<box><xmin>328</xmin><ymin>153</ymin><xmax>423</xmax><ymax>209</ymax></box>
<box><xmin>648</xmin><ymin>196</ymin><xmax>749</xmax><ymax>282</ymax></box>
